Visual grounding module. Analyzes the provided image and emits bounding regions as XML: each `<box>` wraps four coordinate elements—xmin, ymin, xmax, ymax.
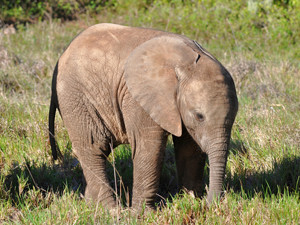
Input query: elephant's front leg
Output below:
<box><xmin>131</xmin><ymin>130</ymin><xmax>168</xmax><ymax>210</ymax></box>
<box><xmin>173</xmin><ymin>129</ymin><xmax>207</xmax><ymax>196</ymax></box>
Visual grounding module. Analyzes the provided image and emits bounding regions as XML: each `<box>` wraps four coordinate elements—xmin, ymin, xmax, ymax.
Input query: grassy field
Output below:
<box><xmin>0</xmin><ymin>1</ymin><xmax>299</xmax><ymax>224</ymax></box>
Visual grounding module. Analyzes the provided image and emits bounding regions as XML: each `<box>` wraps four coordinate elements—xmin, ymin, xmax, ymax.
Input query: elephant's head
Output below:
<box><xmin>125</xmin><ymin>36</ymin><xmax>238</xmax><ymax>203</ymax></box>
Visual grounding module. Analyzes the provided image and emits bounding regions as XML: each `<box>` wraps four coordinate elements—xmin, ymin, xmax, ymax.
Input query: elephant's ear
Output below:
<box><xmin>124</xmin><ymin>36</ymin><xmax>197</xmax><ymax>137</ymax></box>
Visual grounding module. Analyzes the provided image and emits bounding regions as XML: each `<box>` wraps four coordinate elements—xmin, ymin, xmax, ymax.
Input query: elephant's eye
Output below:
<box><xmin>196</xmin><ymin>113</ymin><xmax>205</xmax><ymax>122</ymax></box>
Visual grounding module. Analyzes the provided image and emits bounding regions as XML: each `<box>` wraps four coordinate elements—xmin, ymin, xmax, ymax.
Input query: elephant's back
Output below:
<box><xmin>57</xmin><ymin>23</ymin><xmax>169</xmax><ymax>84</ymax></box>
<box><xmin>60</xmin><ymin>23</ymin><xmax>167</xmax><ymax>64</ymax></box>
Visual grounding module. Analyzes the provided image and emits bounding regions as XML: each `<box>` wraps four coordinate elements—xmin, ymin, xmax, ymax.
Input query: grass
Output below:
<box><xmin>1</xmin><ymin>1</ymin><xmax>299</xmax><ymax>224</ymax></box>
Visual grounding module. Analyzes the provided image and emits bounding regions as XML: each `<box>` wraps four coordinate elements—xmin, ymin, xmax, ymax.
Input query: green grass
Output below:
<box><xmin>1</xmin><ymin>1</ymin><xmax>299</xmax><ymax>224</ymax></box>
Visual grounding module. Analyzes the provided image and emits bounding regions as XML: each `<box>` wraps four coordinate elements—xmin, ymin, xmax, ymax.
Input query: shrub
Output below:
<box><xmin>0</xmin><ymin>0</ymin><xmax>112</xmax><ymax>24</ymax></box>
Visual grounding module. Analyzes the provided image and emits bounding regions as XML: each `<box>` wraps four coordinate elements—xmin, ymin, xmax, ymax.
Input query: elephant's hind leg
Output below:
<box><xmin>59</xmin><ymin>94</ymin><xmax>116</xmax><ymax>208</ymax></box>
<box><xmin>78</xmin><ymin>145</ymin><xmax>116</xmax><ymax>208</ymax></box>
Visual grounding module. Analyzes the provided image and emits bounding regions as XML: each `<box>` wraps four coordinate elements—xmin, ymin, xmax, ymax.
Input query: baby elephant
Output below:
<box><xmin>49</xmin><ymin>23</ymin><xmax>238</xmax><ymax>210</ymax></box>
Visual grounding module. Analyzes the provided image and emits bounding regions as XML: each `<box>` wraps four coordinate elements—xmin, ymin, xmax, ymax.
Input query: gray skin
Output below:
<box><xmin>49</xmin><ymin>23</ymin><xmax>238</xmax><ymax>210</ymax></box>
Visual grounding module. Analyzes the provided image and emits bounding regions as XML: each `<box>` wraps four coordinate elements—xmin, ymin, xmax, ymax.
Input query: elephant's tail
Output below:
<box><xmin>49</xmin><ymin>63</ymin><xmax>63</xmax><ymax>161</ymax></box>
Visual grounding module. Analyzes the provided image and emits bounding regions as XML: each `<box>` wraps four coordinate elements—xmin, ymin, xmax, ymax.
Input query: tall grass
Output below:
<box><xmin>0</xmin><ymin>1</ymin><xmax>299</xmax><ymax>223</ymax></box>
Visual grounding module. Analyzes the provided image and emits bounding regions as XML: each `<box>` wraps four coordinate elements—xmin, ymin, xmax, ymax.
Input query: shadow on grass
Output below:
<box><xmin>226</xmin><ymin>140</ymin><xmax>300</xmax><ymax>197</ymax></box>
<box><xmin>0</xmin><ymin>151</ymin><xmax>84</xmax><ymax>205</ymax></box>
<box><xmin>225</xmin><ymin>156</ymin><xmax>300</xmax><ymax>198</ymax></box>
<box><xmin>1</xmin><ymin>141</ymin><xmax>298</xmax><ymax>207</ymax></box>
<box><xmin>0</xmin><ymin>143</ymin><xmax>177</xmax><ymax>208</ymax></box>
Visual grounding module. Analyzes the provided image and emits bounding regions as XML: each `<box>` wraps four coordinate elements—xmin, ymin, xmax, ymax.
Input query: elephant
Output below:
<box><xmin>48</xmin><ymin>23</ymin><xmax>238</xmax><ymax>210</ymax></box>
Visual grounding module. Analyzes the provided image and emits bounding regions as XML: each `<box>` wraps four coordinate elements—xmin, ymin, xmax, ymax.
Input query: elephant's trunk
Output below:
<box><xmin>206</xmin><ymin>138</ymin><xmax>229</xmax><ymax>204</ymax></box>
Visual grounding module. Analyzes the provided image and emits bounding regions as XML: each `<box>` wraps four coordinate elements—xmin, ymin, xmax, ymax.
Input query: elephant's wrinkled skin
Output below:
<box><xmin>49</xmin><ymin>23</ymin><xmax>238</xmax><ymax>209</ymax></box>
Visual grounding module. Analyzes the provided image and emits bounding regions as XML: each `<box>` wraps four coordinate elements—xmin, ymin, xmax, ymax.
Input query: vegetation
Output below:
<box><xmin>0</xmin><ymin>0</ymin><xmax>299</xmax><ymax>223</ymax></box>
<box><xmin>0</xmin><ymin>0</ymin><xmax>110</xmax><ymax>23</ymax></box>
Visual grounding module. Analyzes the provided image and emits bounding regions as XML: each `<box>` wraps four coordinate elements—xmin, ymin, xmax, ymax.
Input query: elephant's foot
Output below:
<box><xmin>131</xmin><ymin>192</ymin><xmax>158</xmax><ymax>211</ymax></box>
<box><xmin>206</xmin><ymin>189</ymin><xmax>224</xmax><ymax>206</ymax></box>
<box><xmin>85</xmin><ymin>183</ymin><xmax>116</xmax><ymax>208</ymax></box>
<box><xmin>130</xmin><ymin>200</ymin><xmax>156</xmax><ymax>218</ymax></box>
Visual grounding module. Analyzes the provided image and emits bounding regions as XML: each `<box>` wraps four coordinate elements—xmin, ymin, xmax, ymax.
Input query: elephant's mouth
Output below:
<box><xmin>184</xmin><ymin>126</ymin><xmax>207</xmax><ymax>152</ymax></box>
